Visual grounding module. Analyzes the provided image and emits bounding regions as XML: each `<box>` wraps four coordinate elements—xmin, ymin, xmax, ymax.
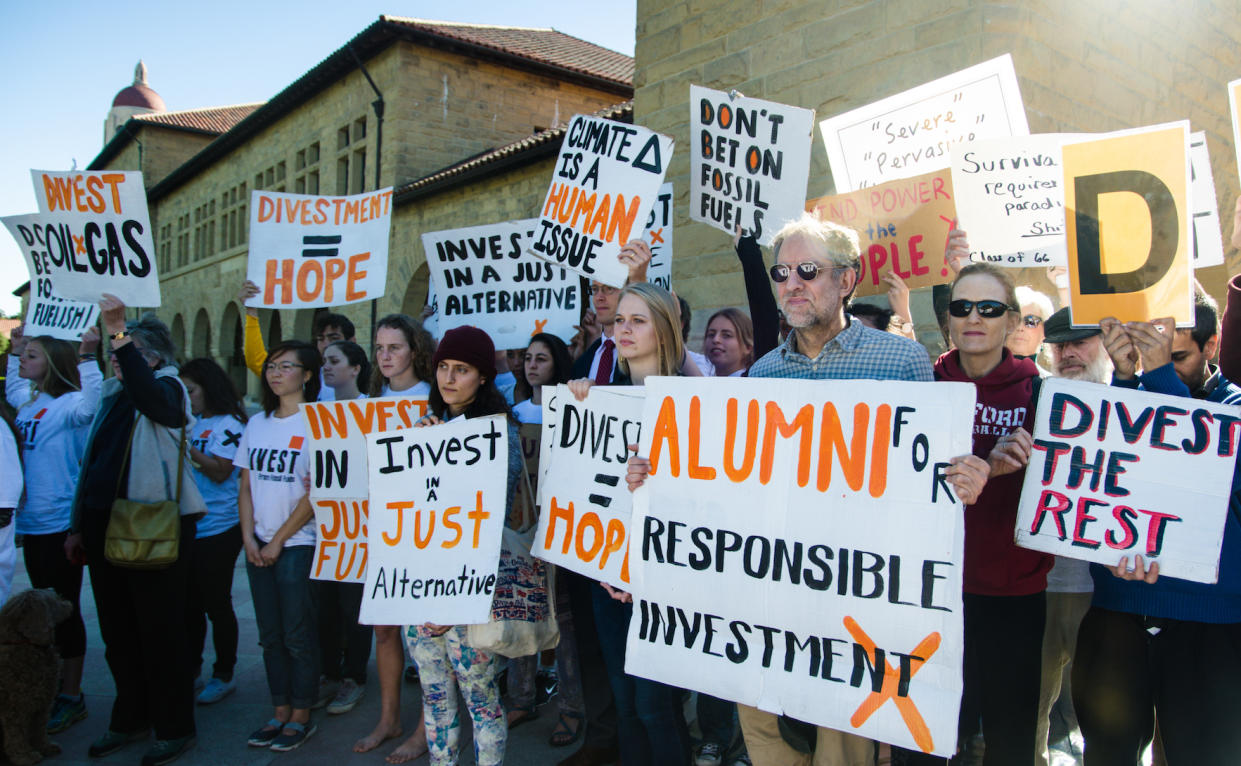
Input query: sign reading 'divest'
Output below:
<box><xmin>642</xmin><ymin>182</ymin><xmax>674</xmax><ymax>290</ymax></box>
<box><xmin>534</xmin><ymin>385</ymin><xmax>644</xmax><ymax>587</ymax></box>
<box><xmin>626</xmin><ymin>377</ymin><xmax>976</xmax><ymax>757</ymax></box>
<box><xmin>359</xmin><ymin>415</ymin><xmax>509</xmax><ymax>626</ymax></box>
<box><xmin>3</xmin><ymin>213</ymin><xmax>100</xmax><ymax>340</ymax></box>
<box><xmin>691</xmin><ymin>86</ymin><xmax>815</xmax><ymax>245</ymax></box>
<box><xmin>1189</xmin><ymin>131</ymin><xmax>1225</xmax><ymax>270</ymax></box>
<box><xmin>1063</xmin><ymin>122</ymin><xmax>1192</xmax><ymax>326</ymax></box>
<box><xmin>28</xmin><ymin>170</ymin><xmax>160</xmax><ymax>306</ymax></box>
<box><xmin>531</xmin><ymin>115</ymin><xmax>674</xmax><ymax>287</ymax></box>
<box><xmin>245</xmin><ymin>189</ymin><xmax>393</xmax><ymax>309</ymax></box>
<box><xmin>818</xmin><ymin>55</ymin><xmax>1029</xmax><ymax>192</ymax></box>
<box><xmin>1014</xmin><ymin>378</ymin><xmax>1237</xmax><ymax>584</ymax></box>
<box><xmin>421</xmin><ymin>219</ymin><xmax>580</xmax><ymax>350</ymax></box>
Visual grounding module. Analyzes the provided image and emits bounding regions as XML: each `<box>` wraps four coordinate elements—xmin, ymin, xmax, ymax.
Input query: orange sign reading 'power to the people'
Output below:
<box><xmin>245</xmin><ymin>188</ymin><xmax>393</xmax><ymax>309</ymax></box>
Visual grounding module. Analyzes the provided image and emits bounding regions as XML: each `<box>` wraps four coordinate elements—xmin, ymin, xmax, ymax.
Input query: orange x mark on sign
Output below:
<box><xmin>648</xmin><ymin>227</ymin><xmax>664</xmax><ymax>245</ymax></box>
<box><xmin>72</xmin><ymin>234</ymin><xmax>87</xmax><ymax>254</ymax></box>
<box><xmin>844</xmin><ymin>615</ymin><xmax>940</xmax><ymax>754</ymax></box>
<box><xmin>531</xmin><ymin>318</ymin><xmax>549</xmax><ymax>335</ymax></box>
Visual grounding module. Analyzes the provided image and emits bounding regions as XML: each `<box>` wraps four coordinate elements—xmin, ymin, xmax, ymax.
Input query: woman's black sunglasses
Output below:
<box><xmin>947</xmin><ymin>299</ymin><xmax>1013</xmax><ymax>319</ymax></box>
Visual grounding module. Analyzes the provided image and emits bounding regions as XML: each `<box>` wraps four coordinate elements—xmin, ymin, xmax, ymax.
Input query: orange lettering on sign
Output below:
<box><xmin>845</xmin><ymin>616</ymin><xmax>939</xmax><ymax>754</ymax></box>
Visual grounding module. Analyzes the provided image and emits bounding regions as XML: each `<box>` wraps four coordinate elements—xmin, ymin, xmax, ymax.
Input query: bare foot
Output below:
<box><xmin>353</xmin><ymin>721</ymin><xmax>403</xmax><ymax>753</ymax></box>
<box><xmin>385</xmin><ymin>727</ymin><xmax>428</xmax><ymax>764</ymax></box>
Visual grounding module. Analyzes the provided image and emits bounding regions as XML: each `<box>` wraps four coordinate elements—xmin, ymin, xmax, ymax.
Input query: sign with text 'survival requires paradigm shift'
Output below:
<box><xmin>626</xmin><ymin>377</ymin><xmax>976</xmax><ymax>757</ymax></box>
<box><xmin>3</xmin><ymin>213</ymin><xmax>100</xmax><ymax>340</ymax></box>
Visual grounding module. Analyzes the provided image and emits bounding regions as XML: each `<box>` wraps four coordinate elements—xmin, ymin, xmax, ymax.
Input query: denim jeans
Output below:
<box><xmin>246</xmin><ymin>543</ymin><xmax>319</xmax><ymax>708</ymax></box>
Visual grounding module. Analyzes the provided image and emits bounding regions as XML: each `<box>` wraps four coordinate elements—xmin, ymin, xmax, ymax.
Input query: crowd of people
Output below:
<box><xmin>3</xmin><ymin>201</ymin><xmax>1241</xmax><ymax>766</ymax></box>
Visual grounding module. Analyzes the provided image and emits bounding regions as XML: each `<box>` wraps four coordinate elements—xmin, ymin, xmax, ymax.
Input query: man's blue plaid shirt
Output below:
<box><xmin>748</xmin><ymin>316</ymin><xmax>934</xmax><ymax>382</ymax></box>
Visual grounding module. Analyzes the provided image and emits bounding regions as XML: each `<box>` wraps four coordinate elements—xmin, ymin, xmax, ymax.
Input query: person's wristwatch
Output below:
<box><xmin>110</xmin><ymin>330</ymin><xmax>130</xmax><ymax>341</ymax></box>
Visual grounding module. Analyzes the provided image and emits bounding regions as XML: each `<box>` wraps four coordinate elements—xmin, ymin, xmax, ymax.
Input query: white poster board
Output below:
<box><xmin>819</xmin><ymin>55</ymin><xmax>1030</xmax><ymax>192</ymax></box>
<box><xmin>3</xmin><ymin>213</ymin><xmax>100</xmax><ymax>340</ymax></box>
<box><xmin>1014</xmin><ymin>378</ymin><xmax>1236</xmax><ymax>583</ymax></box>
<box><xmin>642</xmin><ymin>182</ymin><xmax>674</xmax><ymax>290</ymax></box>
<box><xmin>626</xmin><ymin>377</ymin><xmax>976</xmax><ymax>757</ymax></box>
<box><xmin>690</xmin><ymin>86</ymin><xmax>815</xmax><ymax>245</ymax></box>
<box><xmin>359</xmin><ymin>414</ymin><xmax>509</xmax><ymax>625</ymax></box>
<box><xmin>421</xmin><ymin>219</ymin><xmax>580</xmax><ymax>350</ymax></box>
<box><xmin>1189</xmin><ymin>131</ymin><xmax>1225</xmax><ymax>269</ymax></box>
<box><xmin>530</xmin><ymin>115</ymin><xmax>674</xmax><ymax>287</ymax></box>
<box><xmin>28</xmin><ymin>170</ymin><xmax>160</xmax><ymax>306</ymax></box>
<box><xmin>245</xmin><ymin>188</ymin><xmax>393</xmax><ymax>309</ymax></box>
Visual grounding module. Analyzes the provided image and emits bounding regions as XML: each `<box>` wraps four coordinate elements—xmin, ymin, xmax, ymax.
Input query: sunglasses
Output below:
<box><xmin>1021</xmin><ymin>314</ymin><xmax>1044</xmax><ymax>328</ymax></box>
<box><xmin>770</xmin><ymin>262</ymin><xmax>838</xmax><ymax>283</ymax></box>
<box><xmin>947</xmin><ymin>299</ymin><xmax>1013</xmax><ymax>319</ymax></box>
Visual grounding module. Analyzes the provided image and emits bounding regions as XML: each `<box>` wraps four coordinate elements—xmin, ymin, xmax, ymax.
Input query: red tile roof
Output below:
<box><xmin>132</xmin><ymin>104</ymin><xmax>264</xmax><ymax>135</ymax></box>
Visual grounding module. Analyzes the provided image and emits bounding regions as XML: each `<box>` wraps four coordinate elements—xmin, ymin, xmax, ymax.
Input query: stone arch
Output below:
<box><xmin>191</xmin><ymin>308</ymin><xmax>212</xmax><ymax>360</ymax></box>
<box><xmin>267</xmin><ymin>311</ymin><xmax>283</xmax><ymax>347</ymax></box>
<box><xmin>219</xmin><ymin>302</ymin><xmax>246</xmax><ymax>398</ymax></box>
<box><xmin>293</xmin><ymin>308</ymin><xmax>318</xmax><ymax>344</ymax></box>
<box><xmin>400</xmin><ymin>262</ymin><xmax>431</xmax><ymax>318</ymax></box>
<box><xmin>170</xmin><ymin>314</ymin><xmax>186</xmax><ymax>360</ymax></box>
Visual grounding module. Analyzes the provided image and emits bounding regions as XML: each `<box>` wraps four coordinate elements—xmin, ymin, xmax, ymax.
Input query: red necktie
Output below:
<box><xmin>594</xmin><ymin>339</ymin><xmax>614</xmax><ymax>385</ymax></box>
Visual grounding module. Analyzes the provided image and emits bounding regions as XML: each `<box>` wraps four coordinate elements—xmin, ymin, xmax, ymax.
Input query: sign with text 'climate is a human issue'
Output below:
<box><xmin>245</xmin><ymin>188</ymin><xmax>392</xmax><ymax>309</ymax></box>
<box><xmin>359</xmin><ymin>415</ymin><xmax>509</xmax><ymax>626</ymax></box>
<box><xmin>691</xmin><ymin>86</ymin><xmax>815</xmax><ymax>245</ymax></box>
<box><xmin>3</xmin><ymin>213</ymin><xmax>100</xmax><ymax>340</ymax></box>
<box><xmin>421</xmin><ymin>219</ymin><xmax>580</xmax><ymax>351</ymax></box>
<box><xmin>1014</xmin><ymin>378</ymin><xmax>1237</xmax><ymax>584</ymax></box>
<box><xmin>302</xmin><ymin>396</ymin><xmax>429</xmax><ymax>582</ymax></box>
<box><xmin>534</xmin><ymin>385</ymin><xmax>643</xmax><ymax>587</ymax></box>
<box><xmin>806</xmin><ymin>169</ymin><xmax>958</xmax><ymax>297</ymax></box>
<box><xmin>28</xmin><ymin>170</ymin><xmax>160</xmax><ymax>306</ymax></box>
<box><xmin>818</xmin><ymin>55</ymin><xmax>1029</xmax><ymax>192</ymax></box>
<box><xmin>530</xmin><ymin>115</ymin><xmax>673</xmax><ymax>287</ymax></box>
<box><xmin>625</xmin><ymin>377</ymin><xmax>976</xmax><ymax>757</ymax></box>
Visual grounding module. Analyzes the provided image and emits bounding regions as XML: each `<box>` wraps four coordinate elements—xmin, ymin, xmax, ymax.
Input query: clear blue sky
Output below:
<box><xmin>0</xmin><ymin>0</ymin><xmax>636</xmax><ymax>316</ymax></box>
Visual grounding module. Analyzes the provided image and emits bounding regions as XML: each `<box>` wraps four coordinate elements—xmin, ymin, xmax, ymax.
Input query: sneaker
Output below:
<box><xmin>695</xmin><ymin>742</ymin><xmax>723</xmax><ymax>766</ymax></box>
<box><xmin>269</xmin><ymin>720</ymin><xmax>317</xmax><ymax>752</ymax></box>
<box><xmin>730</xmin><ymin>754</ymin><xmax>752</xmax><ymax>766</ymax></box>
<box><xmin>88</xmin><ymin>728</ymin><xmax>148</xmax><ymax>758</ymax></box>
<box><xmin>312</xmin><ymin>677</ymin><xmax>340</xmax><ymax>710</ymax></box>
<box><xmin>247</xmin><ymin>719</ymin><xmax>285</xmax><ymax>748</ymax></box>
<box><xmin>140</xmin><ymin>735</ymin><xmax>195</xmax><ymax>766</ymax></box>
<box><xmin>196</xmin><ymin>677</ymin><xmax>236</xmax><ymax>705</ymax></box>
<box><xmin>326</xmin><ymin>678</ymin><xmax>364</xmax><ymax>714</ymax></box>
<box><xmin>47</xmin><ymin>693</ymin><xmax>87</xmax><ymax>734</ymax></box>
<box><xmin>403</xmin><ymin>664</ymin><xmax>419</xmax><ymax>684</ymax></box>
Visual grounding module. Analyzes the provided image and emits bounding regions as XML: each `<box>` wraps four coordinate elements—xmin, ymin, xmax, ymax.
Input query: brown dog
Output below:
<box><xmin>0</xmin><ymin>588</ymin><xmax>73</xmax><ymax>765</ymax></box>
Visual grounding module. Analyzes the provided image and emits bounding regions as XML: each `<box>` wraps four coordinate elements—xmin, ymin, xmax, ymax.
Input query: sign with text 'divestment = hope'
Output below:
<box><xmin>3</xmin><ymin>213</ymin><xmax>100</xmax><ymax>340</ymax></box>
<box><xmin>28</xmin><ymin>170</ymin><xmax>160</xmax><ymax>306</ymax></box>
<box><xmin>691</xmin><ymin>86</ymin><xmax>815</xmax><ymax>245</ymax></box>
<box><xmin>360</xmin><ymin>414</ymin><xmax>509</xmax><ymax>626</ymax></box>
<box><xmin>1014</xmin><ymin>378</ymin><xmax>1238</xmax><ymax>584</ymax></box>
<box><xmin>421</xmin><ymin>219</ymin><xmax>580</xmax><ymax>351</ymax></box>
<box><xmin>245</xmin><ymin>188</ymin><xmax>393</xmax><ymax>309</ymax></box>
<box><xmin>530</xmin><ymin>115</ymin><xmax>674</xmax><ymax>287</ymax></box>
<box><xmin>626</xmin><ymin>377</ymin><xmax>976</xmax><ymax>757</ymax></box>
<box><xmin>533</xmin><ymin>385</ymin><xmax>643</xmax><ymax>587</ymax></box>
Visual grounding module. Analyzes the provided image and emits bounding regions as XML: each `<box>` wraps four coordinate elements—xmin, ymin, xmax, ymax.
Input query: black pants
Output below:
<box><xmin>22</xmin><ymin>530</ymin><xmax>87</xmax><ymax>659</ymax></box>
<box><xmin>85</xmin><ymin>514</ymin><xmax>197</xmax><ymax>739</ymax></box>
<box><xmin>1073</xmin><ymin>607</ymin><xmax>1241</xmax><ymax>765</ymax></box>
<box><xmin>562</xmin><ymin>568</ymin><xmax>618</xmax><ymax>751</ymax></box>
<box><xmin>894</xmin><ymin>592</ymin><xmax>1045</xmax><ymax>766</ymax></box>
<box><xmin>187</xmin><ymin>524</ymin><xmax>242</xmax><ymax>680</ymax></box>
<box><xmin>315</xmin><ymin>579</ymin><xmax>371</xmax><ymax>684</ymax></box>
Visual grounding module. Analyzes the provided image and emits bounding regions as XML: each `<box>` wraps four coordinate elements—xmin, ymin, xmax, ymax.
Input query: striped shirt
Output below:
<box><xmin>748</xmin><ymin>317</ymin><xmax>933</xmax><ymax>382</ymax></box>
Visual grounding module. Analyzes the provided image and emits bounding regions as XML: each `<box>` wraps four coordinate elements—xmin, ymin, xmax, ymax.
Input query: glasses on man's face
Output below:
<box><xmin>590</xmin><ymin>284</ymin><xmax>619</xmax><ymax>296</ymax></box>
<box><xmin>770</xmin><ymin>262</ymin><xmax>833</xmax><ymax>283</ymax></box>
<box><xmin>1021</xmin><ymin>314</ymin><xmax>1044</xmax><ymax>328</ymax></box>
<box><xmin>265</xmin><ymin>362</ymin><xmax>305</xmax><ymax>374</ymax></box>
<box><xmin>947</xmin><ymin>299</ymin><xmax>1013</xmax><ymax>319</ymax></box>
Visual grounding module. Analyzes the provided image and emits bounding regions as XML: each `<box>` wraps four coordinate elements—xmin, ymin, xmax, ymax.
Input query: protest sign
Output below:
<box><xmin>3</xmin><ymin>213</ymin><xmax>99</xmax><ymax>340</ymax></box>
<box><xmin>819</xmin><ymin>55</ymin><xmax>1029</xmax><ymax>192</ymax></box>
<box><xmin>1014</xmin><ymin>378</ymin><xmax>1237</xmax><ymax>583</ymax></box>
<box><xmin>1229</xmin><ymin>78</ymin><xmax>1241</xmax><ymax>184</ymax></box>
<box><xmin>421</xmin><ymin>219</ymin><xmax>579</xmax><ymax>350</ymax></box>
<box><xmin>534</xmin><ymin>385</ymin><xmax>643</xmax><ymax>586</ymax></box>
<box><xmin>359</xmin><ymin>414</ymin><xmax>509</xmax><ymax>626</ymax></box>
<box><xmin>1189</xmin><ymin>132</ymin><xmax>1225</xmax><ymax>269</ymax></box>
<box><xmin>691</xmin><ymin>86</ymin><xmax>815</xmax><ymax>245</ymax></box>
<box><xmin>642</xmin><ymin>182</ymin><xmax>674</xmax><ymax>290</ymax></box>
<box><xmin>28</xmin><ymin>170</ymin><xmax>160</xmax><ymax>306</ymax></box>
<box><xmin>1062</xmin><ymin>122</ymin><xmax>1192</xmax><ymax>326</ymax></box>
<box><xmin>302</xmin><ymin>396</ymin><xmax>428</xmax><ymax>582</ymax></box>
<box><xmin>626</xmin><ymin>377</ymin><xmax>975</xmax><ymax>756</ymax></box>
<box><xmin>806</xmin><ymin>169</ymin><xmax>958</xmax><ymax>296</ymax></box>
<box><xmin>530</xmin><ymin>115</ymin><xmax>674</xmax><ymax>287</ymax></box>
<box><xmin>512</xmin><ymin>422</ymin><xmax>541</xmax><ymax>525</ymax></box>
<box><xmin>245</xmin><ymin>188</ymin><xmax>392</xmax><ymax>309</ymax></box>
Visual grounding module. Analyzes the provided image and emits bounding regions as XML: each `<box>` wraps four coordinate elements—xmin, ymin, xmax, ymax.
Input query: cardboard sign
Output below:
<box><xmin>818</xmin><ymin>55</ymin><xmax>1029</xmax><ymax>192</ymax></box>
<box><xmin>1014</xmin><ymin>378</ymin><xmax>1237</xmax><ymax>583</ymax></box>
<box><xmin>1063</xmin><ymin>122</ymin><xmax>1192</xmax><ymax>326</ymax></box>
<box><xmin>642</xmin><ymin>182</ymin><xmax>674</xmax><ymax>290</ymax></box>
<box><xmin>513</xmin><ymin>422</ymin><xmax>541</xmax><ymax>525</ymax></box>
<box><xmin>302</xmin><ymin>396</ymin><xmax>428</xmax><ymax>583</ymax></box>
<box><xmin>421</xmin><ymin>219</ymin><xmax>580</xmax><ymax>350</ymax></box>
<box><xmin>3</xmin><ymin>213</ymin><xmax>100</xmax><ymax>340</ymax></box>
<box><xmin>626</xmin><ymin>377</ymin><xmax>975</xmax><ymax>756</ymax></box>
<box><xmin>28</xmin><ymin>170</ymin><xmax>160</xmax><ymax>306</ymax></box>
<box><xmin>1189</xmin><ymin>132</ymin><xmax>1226</xmax><ymax>269</ymax></box>
<box><xmin>806</xmin><ymin>169</ymin><xmax>958</xmax><ymax>296</ymax></box>
<box><xmin>1229</xmin><ymin>78</ymin><xmax>1241</xmax><ymax>185</ymax></box>
<box><xmin>530</xmin><ymin>115</ymin><xmax>674</xmax><ymax>287</ymax></box>
<box><xmin>533</xmin><ymin>385</ymin><xmax>643</xmax><ymax>586</ymax></box>
<box><xmin>245</xmin><ymin>188</ymin><xmax>393</xmax><ymax>309</ymax></box>
<box><xmin>691</xmin><ymin>86</ymin><xmax>815</xmax><ymax>245</ymax></box>
<box><xmin>359</xmin><ymin>414</ymin><xmax>509</xmax><ymax>626</ymax></box>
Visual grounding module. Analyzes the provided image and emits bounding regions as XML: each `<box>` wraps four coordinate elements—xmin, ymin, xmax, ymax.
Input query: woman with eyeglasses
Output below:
<box><xmin>1007</xmin><ymin>286</ymin><xmax>1055</xmax><ymax>371</ymax></box>
<box><xmin>895</xmin><ymin>262</ymin><xmax>1053</xmax><ymax>766</ymax></box>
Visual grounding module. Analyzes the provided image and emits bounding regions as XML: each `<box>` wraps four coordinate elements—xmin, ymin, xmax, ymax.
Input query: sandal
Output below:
<box><xmin>548</xmin><ymin>710</ymin><xmax>584</xmax><ymax>747</ymax></box>
<box><xmin>507</xmin><ymin>705</ymin><xmax>539</xmax><ymax>729</ymax></box>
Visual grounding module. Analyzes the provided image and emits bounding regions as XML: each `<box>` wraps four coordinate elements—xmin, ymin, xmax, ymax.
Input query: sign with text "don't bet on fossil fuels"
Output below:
<box><xmin>3</xmin><ymin>213</ymin><xmax>100</xmax><ymax>340</ymax></box>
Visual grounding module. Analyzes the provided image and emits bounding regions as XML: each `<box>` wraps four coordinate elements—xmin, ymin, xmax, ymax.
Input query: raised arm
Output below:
<box><xmin>736</xmin><ymin>234</ymin><xmax>779</xmax><ymax>359</ymax></box>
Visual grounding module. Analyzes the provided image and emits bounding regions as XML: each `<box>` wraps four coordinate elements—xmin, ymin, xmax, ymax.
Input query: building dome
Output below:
<box><xmin>112</xmin><ymin>82</ymin><xmax>165</xmax><ymax>111</ymax></box>
<box><xmin>104</xmin><ymin>60</ymin><xmax>165</xmax><ymax>144</ymax></box>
